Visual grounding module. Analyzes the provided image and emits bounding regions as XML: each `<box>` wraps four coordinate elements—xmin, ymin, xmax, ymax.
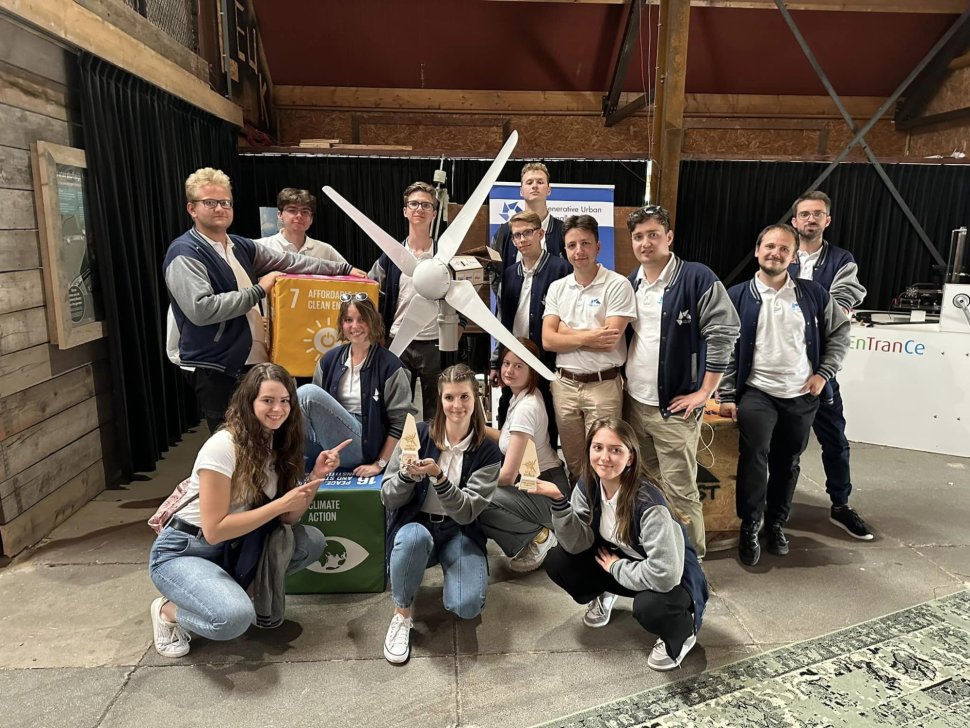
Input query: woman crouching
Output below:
<box><xmin>380</xmin><ymin>364</ymin><xmax>501</xmax><ymax>664</ymax></box>
<box><xmin>148</xmin><ymin>363</ymin><xmax>346</xmax><ymax>657</ymax></box>
<box><xmin>535</xmin><ymin>417</ymin><xmax>708</xmax><ymax>671</ymax></box>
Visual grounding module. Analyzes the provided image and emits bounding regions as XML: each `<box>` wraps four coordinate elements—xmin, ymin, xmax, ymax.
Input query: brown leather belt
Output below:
<box><xmin>558</xmin><ymin>367</ymin><xmax>621</xmax><ymax>383</ymax></box>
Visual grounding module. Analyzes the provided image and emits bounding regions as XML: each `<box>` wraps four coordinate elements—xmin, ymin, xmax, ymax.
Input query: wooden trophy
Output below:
<box><xmin>516</xmin><ymin>438</ymin><xmax>540</xmax><ymax>492</ymax></box>
<box><xmin>399</xmin><ymin>413</ymin><xmax>420</xmax><ymax>468</ymax></box>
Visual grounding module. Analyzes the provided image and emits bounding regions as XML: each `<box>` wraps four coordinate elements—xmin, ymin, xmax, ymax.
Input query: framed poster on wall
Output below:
<box><xmin>30</xmin><ymin>141</ymin><xmax>105</xmax><ymax>349</ymax></box>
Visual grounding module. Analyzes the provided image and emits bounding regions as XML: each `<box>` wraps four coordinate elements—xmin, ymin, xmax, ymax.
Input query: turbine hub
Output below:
<box><xmin>412</xmin><ymin>258</ymin><xmax>451</xmax><ymax>300</ymax></box>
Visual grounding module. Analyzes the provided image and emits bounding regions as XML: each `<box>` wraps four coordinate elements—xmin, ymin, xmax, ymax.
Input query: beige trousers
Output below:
<box><xmin>551</xmin><ymin>375</ymin><xmax>624</xmax><ymax>483</ymax></box>
<box><xmin>623</xmin><ymin>394</ymin><xmax>706</xmax><ymax>558</ymax></box>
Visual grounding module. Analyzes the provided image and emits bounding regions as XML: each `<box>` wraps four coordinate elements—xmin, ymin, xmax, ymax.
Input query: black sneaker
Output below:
<box><xmin>738</xmin><ymin>517</ymin><xmax>762</xmax><ymax>566</ymax></box>
<box><xmin>765</xmin><ymin>523</ymin><xmax>789</xmax><ymax>556</ymax></box>
<box><xmin>830</xmin><ymin>505</ymin><xmax>874</xmax><ymax>540</ymax></box>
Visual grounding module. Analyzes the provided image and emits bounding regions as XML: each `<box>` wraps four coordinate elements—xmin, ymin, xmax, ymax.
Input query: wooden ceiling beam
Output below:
<box><xmin>485</xmin><ymin>0</ymin><xmax>966</xmax><ymax>12</ymax></box>
<box><xmin>0</xmin><ymin>0</ymin><xmax>243</xmax><ymax>126</ymax></box>
<box><xmin>275</xmin><ymin>86</ymin><xmax>887</xmax><ymax>119</ymax></box>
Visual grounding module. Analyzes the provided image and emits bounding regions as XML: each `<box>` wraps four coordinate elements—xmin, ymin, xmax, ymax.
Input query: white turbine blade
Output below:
<box><xmin>323</xmin><ymin>186</ymin><xmax>417</xmax><ymax>276</ymax></box>
<box><xmin>435</xmin><ymin>130</ymin><xmax>519</xmax><ymax>264</ymax></box>
<box><xmin>444</xmin><ymin>280</ymin><xmax>556</xmax><ymax>381</ymax></box>
<box><xmin>388</xmin><ymin>296</ymin><xmax>438</xmax><ymax>357</ymax></box>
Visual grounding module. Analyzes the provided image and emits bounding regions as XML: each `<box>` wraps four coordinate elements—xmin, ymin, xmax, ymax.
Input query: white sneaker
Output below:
<box><xmin>647</xmin><ymin>634</ymin><xmax>697</xmax><ymax>671</ymax></box>
<box><xmin>509</xmin><ymin>529</ymin><xmax>557</xmax><ymax>573</ymax></box>
<box><xmin>583</xmin><ymin>592</ymin><xmax>618</xmax><ymax>628</ymax></box>
<box><xmin>150</xmin><ymin>597</ymin><xmax>191</xmax><ymax>658</ymax></box>
<box><xmin>383</xmin><ymin>612</ymin><xmax>413</xmax><ymax>664</ymax></box>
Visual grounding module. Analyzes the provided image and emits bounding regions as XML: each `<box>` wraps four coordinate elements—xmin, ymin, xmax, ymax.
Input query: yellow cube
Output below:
<box><xmin>270</xmin><ymin>275</ymin><xmax>379</xmax><ymax>377</ymax></box>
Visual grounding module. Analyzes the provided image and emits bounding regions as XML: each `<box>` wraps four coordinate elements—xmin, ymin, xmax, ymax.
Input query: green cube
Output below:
<box><xmin>285</xmin><ymin>471</ymin><xmax>386</xmax><ymax>594</ymax></box>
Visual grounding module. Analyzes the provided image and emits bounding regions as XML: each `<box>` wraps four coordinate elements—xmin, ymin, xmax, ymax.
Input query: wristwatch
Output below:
<box><xmin>377</xmin><ymin>458</ymin><xmax>388</xmax><ymax>470</ymax></box>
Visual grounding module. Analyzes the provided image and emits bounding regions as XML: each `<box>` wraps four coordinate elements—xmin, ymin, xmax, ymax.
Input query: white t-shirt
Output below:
<box><xmin>499</xmin><ymin>390</ymin><xmax>560</xmax><ymax>473</ymax></box>
<box><xmin>175</xmin><ymin>430</ymin><xmax>279</xmax><ymax>527</ymax></box>
<box><xmin>391</xmin><ymin>240</ymin><xmax>437</xmax><ymax>341</ymax></box>
<box><xmin>543</xmin><ymin>264</ymin><xmax>636</xmax><ymax>372</ymax></box>
<box><xmin>338</xmin><ymin>350</ymin><xmax>362</xmax><ymax>415</ymax></box>
<box><xmin>597</xmin><ymin>482</ymin><xmax>641</xmax><ymax>559</ymax></box>
<box><xmin>421</xmin><ymin>430</ymin><xmax>473</xmax><ymax>515</ymax></box>
<box><xmin>747</xmin><ymin>275</ymin><xmax>812</xmax><ymax>399</ymax></box>
<box><xmin>625</xmin><ymin>257</ymin><xmax>676</xmax><ymax>406</ymax></box>
<box><xmin>197</xmin><ymin>230</ymin><xmax>268</xmax><ymax>365</ymax></box>
<box><xmin>256</xmin><ymin>232</ymin><xmax>349</xmax><ymax>266</ymax></box>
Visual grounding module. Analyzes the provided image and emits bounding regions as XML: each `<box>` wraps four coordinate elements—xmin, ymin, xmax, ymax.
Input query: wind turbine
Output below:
<box><xmin>322</xmin><ymin>130</ymin><xmax>555</xmax><ymax>381</ymax></box>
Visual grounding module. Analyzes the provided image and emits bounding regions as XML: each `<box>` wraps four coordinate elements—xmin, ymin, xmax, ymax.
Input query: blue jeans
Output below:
<box><xmin>390</xmin><ymin>520</ymin><xmax>488</xmax><ymax>620</ymax></box>
<box><xmin>297</xmin><ymin>383</ymin><xmax>365</xmax><ymax>472</ymax></box>
<box><xmin>149</xmin><ymin>524</ymin><xmax>326</xmax><ymax>641</ymax></box>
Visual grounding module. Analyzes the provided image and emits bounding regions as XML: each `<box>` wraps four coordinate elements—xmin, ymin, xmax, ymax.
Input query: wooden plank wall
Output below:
<box><xmin>0</xmin><ymin>16</ymin><xmax>119</xmax><ymax>557</ymax></box>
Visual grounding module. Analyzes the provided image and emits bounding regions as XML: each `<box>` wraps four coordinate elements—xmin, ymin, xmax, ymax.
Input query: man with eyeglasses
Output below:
<box><xmin>368</xmin><ymin>181</ymin><xmax>456</xmax><ymax>420</ymax></box>
<box><xmin>789</xmin><ymin>191</ymin><xmax>873</xmax><ymax>541</ymax></box>
<box><xmin>256</xmin><ymin>187</ymin><xmax>358</xmax><ymax>269</ymax></box>
<box><xmin>491</xmin><ymin>162</ymin><xmax>568</xmax><ymax>277</ymax></box>
<box><xmin>489</xmin><ymin>210</ymin><xmax>570</xmax><ymax>435</ymax></box>
<box><xmin>623</xmin><ymin>205</ymin><xmax>740</xmax><ymax>559</ymax></box>
<box><xmin>542</xmin><ymin>215</ymin><xmax>636</xmax><ymax>480</ymax></box>
<box><xmin>164</xmin><ymin>167</ymin><xmax>356</xmax><ymax>433</ymax></box>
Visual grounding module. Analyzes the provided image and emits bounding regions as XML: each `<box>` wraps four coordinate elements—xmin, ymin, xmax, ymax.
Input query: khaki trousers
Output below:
<box><xmin>551</xmin><ymin>375</ymin><xmax>624</xmax><ymax>483</ymax></box>
<box><xmin>623</xmin><ymin>394</ymin><xmax>706</xmax><ymax>558</ymax></box>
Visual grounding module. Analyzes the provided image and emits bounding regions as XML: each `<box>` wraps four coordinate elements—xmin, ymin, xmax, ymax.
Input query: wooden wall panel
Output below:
<box><xmin>907</xmin><ymin>66</ymin><xmax>970</xmax><ymax>158</ymax></box>
<box><xmin>0</xmin><ymin>18</ymin><xmax>117</xmax><ymax>556</ymax></box>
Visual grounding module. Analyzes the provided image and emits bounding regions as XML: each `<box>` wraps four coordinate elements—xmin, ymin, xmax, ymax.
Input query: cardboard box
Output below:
<box><xmin>270</xmin><ymin>275</ymin><xmax>379</xmax><ymax>377</ymax></box>
<box><xmin>449</xmin><ymin>255</ymin><xmax>485</xmax><ymax>287</ymax></box>
<box><xmin>285</xmin><ymin>471</ymin><xmax>386</xmax><ymax>594</ymax></box>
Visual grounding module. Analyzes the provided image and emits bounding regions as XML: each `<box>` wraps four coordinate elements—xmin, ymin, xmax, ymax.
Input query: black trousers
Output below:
<box><xmin>544</xmin><ymin>542</ymin><xmax>694</xmax><ymax>656</ymax></box>
<box><xmin>194</xmin><ymin>367</ymin><xmax>248</xmax><ymax>433</ymax></box>
<box><xmin>735</xmin><ymin>387</ymin><xmax>820</xmax><ymax>525</ymax></box>
<box><xmin>812</xmin><ymin>378</ymin><xmax>852</xmax><ymax>507</ymax></box>
<box><xmin>396</xmin><ymin>339</ymin><xmax>442</xmax><ymax>422</ymax></box>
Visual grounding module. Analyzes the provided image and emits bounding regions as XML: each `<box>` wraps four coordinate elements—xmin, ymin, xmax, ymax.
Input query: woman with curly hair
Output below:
<box><xmin>533</xmin><ymin>417</ymin><xmax>708</xmax><ymax>672</ymax></box>
<box><xmin>148</xmin><ymin>363</ymin><xmax>348</xmax><ymax>658</ymax></box>
<box><xmin>380</xmin><ymin>364</ymin><xmax>501</xmax><ymax>664</ymax></box>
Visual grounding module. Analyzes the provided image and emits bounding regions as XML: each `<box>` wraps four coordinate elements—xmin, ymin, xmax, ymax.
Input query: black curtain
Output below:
<box><xmin>233</xmin><ymin>155</ymin><xmax>650</xmax><ymax>268</ymax></box>
<box><xmin>675</xmin><ymin>160</ymin><xmax>970</xmax><ymax>309</ymax></box>
<box><xmin>78</xmin><ymin>53</ymin><xmax>238</xmax><ymax>478</ymax></box>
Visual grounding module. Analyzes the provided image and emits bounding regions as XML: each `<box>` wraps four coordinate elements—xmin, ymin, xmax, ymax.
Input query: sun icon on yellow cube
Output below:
<box><xmin>303</xmin><ymin>322</ymin><xmax>339</xmax><ymax>355</ymax></box>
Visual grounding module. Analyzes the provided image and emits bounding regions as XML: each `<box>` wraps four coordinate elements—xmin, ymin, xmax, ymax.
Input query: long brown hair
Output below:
<box><xmin>429</xmin><ymin>364</ymin><xmax>485</xmax><ymax>450</ymax></box>
<box><xmin>223</xmin><ymin>363</ymin><xmax>304</xmax><ymax>506</ymax></box>
<box><xmin>582</xmin><ymin>417</ymin><xmax>686</xmax><ymax>546</ymax></box>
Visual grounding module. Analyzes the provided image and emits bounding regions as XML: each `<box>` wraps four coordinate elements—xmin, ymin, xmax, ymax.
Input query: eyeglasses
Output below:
<box><xmin>796</xmin><ymin>210</ymin><xmax>828</xmax><ymax>220</ymax></box>
<box><xmin>339</xmin><ymin>292</ymin><xmax>370</xmax><ymax>303</ymax></box>
<box><xmin>282</xmin><ymin>206</ymin><xmax>312</xmax><ymax>217</ymax></box>
<box><xmin>510</xmin><ymin>228</ymin><xmax>540</xmax><ymax>241</ymax></box>
<box><xmin>405</xmin><ymin>200</ymin><xmax>435</xmax><ymax>211</ymax></box>
<box><xmin>193</xmin><ymin>198</ymin><xmax>233</xmax><ymax>209</ymax></box>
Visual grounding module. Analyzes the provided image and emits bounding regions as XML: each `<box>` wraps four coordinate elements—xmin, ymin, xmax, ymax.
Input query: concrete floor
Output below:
<box><xmin>1</xmin><ymin>430</ymin><xmax>967</xmax><ymax>728</ymax></box>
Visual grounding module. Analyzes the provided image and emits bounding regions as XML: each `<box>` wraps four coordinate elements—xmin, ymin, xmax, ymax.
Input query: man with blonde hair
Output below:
<box><xmin>164</xmin><ymin>167</ymin><xmax>358</xmax><ymax>432</ymax></box>
<box><xmin>256</xmin><ymin>187</ymin><xmax>352</xmax><ymax>266</ymax></box>
<box><xmin>491</xmin><ymin>162</ymin><xmax>567</xmax><ymax>274</ymax></box>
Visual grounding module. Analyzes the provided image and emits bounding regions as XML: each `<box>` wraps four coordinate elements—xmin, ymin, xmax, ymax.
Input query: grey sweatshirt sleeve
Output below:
<box><xmin>433</xmin><ymin>462</ymin><xmax>499</xmax><ymax>524</ymax></box>
<box><xmin>608</xmin><ymin>505</ymin><xmax>685</xmax><ymax>593</ymax></box>
<box><xmin>717</xmin><ymin>345</ymin><xmax>739</xmax><ymax>404</ymax></box>
<box><xmin>829</xmin><ymin>262</ymin><xmax>867</xmax><ymax>310</ymax></box>
<box><xmin>549</xmin><ymin>486</ymin><xmax>595</xmax><ymax>553</ymax></box>
<box><xmin>380</xmin><ymin>443</ymin><xmax>419</xmax><ymax>510</ymax></box>
<box><xmin>367</xmin><ymin>257</ymin><xmax>386</xmax><ymax>287</ymax></box>
<box><xmin>251</xmin><ymin>244</ymin><xmax>352</xmax><ymax>277</ymax></box>
<box><xmin>697</xmin><ymin>281</ymin><xmax>741</xmax><ymax>374</ymax></box>
<box><xmin>165</xmin><ymin>255</ymin><xmax>265</xmax><ymax>327</ymax></box>
<box><xmin>817</xmin><ymin>296</ymin><xmax>851</xmax><ymax>380</ymax></box>
<box><xmin>383</xmin><ymin>368</ymin><xmax>416</xmax><ymax>439</ymax></box>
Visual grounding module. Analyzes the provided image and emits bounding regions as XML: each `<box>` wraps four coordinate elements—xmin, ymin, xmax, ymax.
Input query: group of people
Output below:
<box><xmin>150</xmin><ymin>163</ymin><xmax>874</xmax><ymax>670</ymax></box>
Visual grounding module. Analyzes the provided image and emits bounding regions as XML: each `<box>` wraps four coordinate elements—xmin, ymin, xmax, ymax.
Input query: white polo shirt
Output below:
<box><xmin>512</xmin><ymin>256</ymin><xmax>542</xmax><ymax>338</ymax></box>
<box><xmin>499</xmin><ymin>390</ymin><xmax>560</xmax><ymax>473</ymax></box>
<box><xmin>337</xmin><ymin>349</ymin><xmax>363</xmax><ymax>414</ymax></box>
<box><xmin>256</xmin><ymin>232</ymin><xmax>349</xmax><ymax>266</ymax></box>
<box><xmin>197</xmin><ymin>230</ymin><xmax>268</xmax><ymax>365</ymax></box>
<box><xmin>544</xmin><ymin>264</ymin><xmax>636</xmax><ymax>373</ymax></box>
<box><xmin>391</xmin><ymin>239</ymin><xmax>437</xmax><ymax>341</ymax></box>
<box><xmin>747</xmin><ymin>274</ymin><xmax>812</xmax><ymax>399</ymax></box>
<box><xmin>625</xmin><ymin>256</ymin><xmax>676</xmax><ymax>406</ymax></box>
<box><xmin>797</xmin><ymin>247</ymin><xmax>822</xmax><ymax>280</ymax></box>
